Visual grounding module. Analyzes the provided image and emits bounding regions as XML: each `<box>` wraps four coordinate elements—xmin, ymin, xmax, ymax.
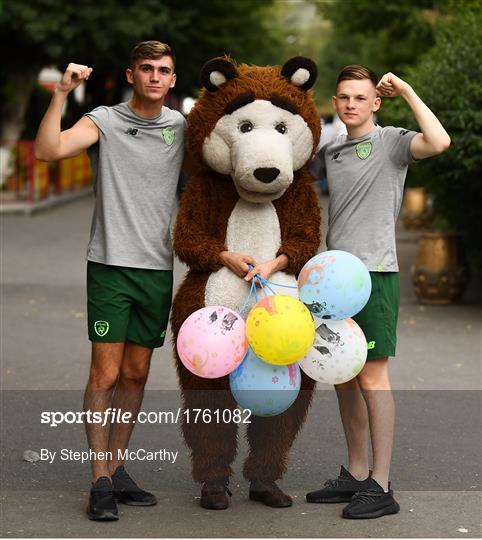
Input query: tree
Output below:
<box><xmin>161</xmin><ymin>0</ymin><xmax>284</xmax><ymax>96</ymax></box>
<box><xmin>312</xmin><ymin>0</ymin><xmax>449</xmax><ymax>109</ymax></box>
<box><xmin>0</xmin><ymin>0</ymin><xmax>284</xmax><ymax>136</ymax></box>
<box><xmin>0</xmin><ymin>0</ymin><xmax>283</xmax><ymax>183</ymax></box>
<box><xmin>0</xmin><ymin>0</ymin><xmax>171</xmax><ymax>184</ymax></box>
<box><xmin>382</xmin><ymin>3</ymin><xmax>482</xmax><ymax>267</ymax></box>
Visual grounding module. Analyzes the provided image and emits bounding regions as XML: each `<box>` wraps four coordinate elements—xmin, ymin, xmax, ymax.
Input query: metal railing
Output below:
<box><xmin>2</xmin><ymin>140</ymin><xmax>92</xmax><ymax>203</ymax></box>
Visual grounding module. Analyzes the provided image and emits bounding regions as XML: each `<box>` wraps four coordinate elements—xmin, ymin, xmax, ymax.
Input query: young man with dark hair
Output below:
<box><xmin>35</xmin><ymin>40</ymin><xmax>185</xmax><ymax>521</ymax></box>
<box><xmin>307</xmin><ymin>65</ymin><xmax>450</xmax><ymax>519</ymax></box>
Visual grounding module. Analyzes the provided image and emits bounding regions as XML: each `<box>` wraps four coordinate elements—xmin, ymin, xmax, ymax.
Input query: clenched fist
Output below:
<box><xmin>376</xmin><ymin>72</ymin><xmax>411</xmax><ymax>98</ymax></box>
<box><xmin>57</xmin><ymin>63</ymin><xmax>93</xmax><ymax>93</ymax></box>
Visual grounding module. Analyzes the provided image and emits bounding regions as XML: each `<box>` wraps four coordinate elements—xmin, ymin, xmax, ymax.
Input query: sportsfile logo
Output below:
<box><xmin>40</xmin><ymin>407</ymin><xmax>252</xmax><ymax>427</ymax></box>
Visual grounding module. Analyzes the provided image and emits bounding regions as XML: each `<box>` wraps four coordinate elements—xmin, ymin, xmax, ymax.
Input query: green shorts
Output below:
<box><xmin>87</xmin><ymin>262</ymin><xmax>173</xmax><ymax>349</ymax></box>
<box><xmin>353</xmin><ymin>272</ymin><xmax>400</xmax><ymax>361</ymax></box>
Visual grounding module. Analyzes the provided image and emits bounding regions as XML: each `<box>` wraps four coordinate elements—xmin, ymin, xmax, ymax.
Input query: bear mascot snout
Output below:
<box><xmin>171</xmin><ymin>56</ymin><xmax>322</xmax><ymax>509</ymax></box>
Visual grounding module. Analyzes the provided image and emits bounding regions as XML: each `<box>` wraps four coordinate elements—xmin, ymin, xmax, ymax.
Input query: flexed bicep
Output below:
<box><xmin>58</xmin><ymin>116</ymin><xmax>99</xmax><ymax>159</ymax></box>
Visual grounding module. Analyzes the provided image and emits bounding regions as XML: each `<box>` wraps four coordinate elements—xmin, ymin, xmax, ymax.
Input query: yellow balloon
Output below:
<box><xmin>246</xmin><ymin>294</ymin><xmax>315</xmax><ymax>365</ymax></box>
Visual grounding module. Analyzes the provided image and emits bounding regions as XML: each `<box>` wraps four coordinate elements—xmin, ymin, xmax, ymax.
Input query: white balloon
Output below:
<box><xmin>298</xmin><ymin>318</ymin><xmax>367</xmax><ymax>384</ymax></box>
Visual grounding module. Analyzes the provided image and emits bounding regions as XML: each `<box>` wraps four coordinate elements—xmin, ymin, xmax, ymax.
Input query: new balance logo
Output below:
<box><xmin>125</xmin><ymin>128</ymin><xmax>138</xmax><ymax>136</ymax></box>
<box><xmin>367</xmin><ymin>340</ymin><xmax>376</xmax><ymax>350</ymax></box>
<box><xmin>331</xmin><ymin>152</ymin><xmax>340</xmax><ymax>160</ymax></box>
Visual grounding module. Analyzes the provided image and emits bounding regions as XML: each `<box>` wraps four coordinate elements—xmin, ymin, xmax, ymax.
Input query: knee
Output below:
<box><xmin>88</xmin><ymin>366</ymin><xmax>120</xmax><ymax>391</ymax></box>
<box><xmin>118</xmin><ymin>365</ymin><xmax>149</xmax><ymax>388</ymax></box>
<box><xmin>356</xmin><ymin>369</ymin><xmax>390</xmax><ymax>391</ymax></box>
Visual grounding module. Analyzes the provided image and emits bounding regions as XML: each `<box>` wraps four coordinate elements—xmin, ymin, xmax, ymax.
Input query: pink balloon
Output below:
<box><xmin>177</xmin><ymin>306</ymin><xmax>248</xmax><ymax>379</ymax></box>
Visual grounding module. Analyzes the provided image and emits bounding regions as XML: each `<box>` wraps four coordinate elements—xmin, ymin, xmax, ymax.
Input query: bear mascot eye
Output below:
<box><xmin>239</xmin><ymin>121</ymin><xmax>254</xmax><ymax>133</ymax></box>
<box><xmin>275</xmin><ymin>123</ymin><xmax>287</xmax><ymax>134</ymax></box>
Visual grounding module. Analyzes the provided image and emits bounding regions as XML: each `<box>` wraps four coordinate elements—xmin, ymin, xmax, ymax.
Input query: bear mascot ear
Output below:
<box><xmin>281</xmin><ymin>57</ymin><xmax>317</xmax><ymax>91</ymax></box>
<box><xmin>201</xmin><ymin>57</ymin><xmax>239</xmax><ymax>92</ymax></box>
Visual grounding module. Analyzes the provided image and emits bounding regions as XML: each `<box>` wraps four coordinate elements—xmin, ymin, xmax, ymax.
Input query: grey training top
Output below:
<box><xmin>85</xmin><ymin>102</ymin><xmax>186</xmax><ymax>270</ymax></box>
<box><xmin>310</xmin><ymin>125</ymin><xmax>417</xmax><ymax>272</ymax></box>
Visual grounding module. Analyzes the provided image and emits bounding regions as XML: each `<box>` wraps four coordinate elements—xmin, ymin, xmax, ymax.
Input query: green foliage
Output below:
<box><xmin>0</xmin><ymin>0</ymin><xmax>285</xmax><ymax>135</ymax></box>
<box><xmin>0</xmin><ymin>0</ymin><xmax>284</xmax><ymax>97</ymax></box>
<box><xmin>0</xmin><ymin>0</ymin><xmax>170</xmax><ymax>71</ymax></box>
<box><xmin>0</xmin><ymin>0</ymin><xmax>172</xmax><ymax>127</ymax></box>
<box><xmin>163</xmin><ymin>0</ymin><xmax>284</xmax><ymax>95</ymax></box>
<box><xmin>313</xmin><ymin>0</ymin><xmax>482</xmax><ymax>267</ymax></box>
<box><xmin>383</xmin><ymin>5</ymin><xmax>482</xmax><ymax>265</ymax></box>
<box><xmin>254</xmin><ymin>0</ymin><xmax>329</xmax><ymax>108</ymax></box>
<box><xmin>312</xmin><ymin>0</ymin><xmax>448</xmax><ymax>109</ymax></box>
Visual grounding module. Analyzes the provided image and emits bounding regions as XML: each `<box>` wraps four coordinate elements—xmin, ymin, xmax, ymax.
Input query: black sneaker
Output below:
<box><xmin>86</xmin><ymin>476</ymin><xmax>118</xmax><ymax>521</ymax></box>
<box><xmin>306</xmin><ymin>466</ymin><xmax>371</xmax><ymax>503</ymax></box>
<box><xmin>112</xmin><ymin>465</ymin><xmax>157</xmax><ymax>506</ymax></box>
<box><xmin>342</xmin><ymin>477</ymin><xmax>400</xmax><ymax>519</ymax></box>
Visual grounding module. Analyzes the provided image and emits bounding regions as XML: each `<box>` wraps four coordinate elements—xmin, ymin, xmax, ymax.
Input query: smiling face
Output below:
<box><xmin>332</xmin><ymin>78</ymin><xmax>380</xmax><ymax>132</ymax></box>
<box><xmin>126</xmin><ymin>56</ymin><xmax>176</xmax><ymax>103</ymax></box>
<box><xmin>202</xmin><ymin>99</ymin><xmax>314</xmax><ymax>203</ymax></box>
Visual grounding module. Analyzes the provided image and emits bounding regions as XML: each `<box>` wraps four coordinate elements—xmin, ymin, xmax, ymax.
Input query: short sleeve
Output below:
<box><xmin>84</xmin><ymin>106</ymin><xmax>110</xmax><ymax>135</ymax></box>
<box><xmin>381</xmin><ymin>126</ymin><xmax>418</xmax><ymax>167</ymax></box>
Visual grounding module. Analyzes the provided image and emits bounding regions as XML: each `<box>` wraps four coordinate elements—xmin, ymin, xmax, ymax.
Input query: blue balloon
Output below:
<box><xmin>229</xmin><ymin>348</ymin><xmax>301</xmax><ymax>417</ymax></box>
<box><xmin>298</xmin><ymin>250</ymin><xmax>372</xmax><ymax>320</ymax></box>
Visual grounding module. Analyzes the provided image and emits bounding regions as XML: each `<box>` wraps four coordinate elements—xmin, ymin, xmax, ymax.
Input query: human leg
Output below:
<box><xmin>85</xmin><ymin>262</ymin><xmax>162</xmax><ymax>515</ymax></box>
<box><xmin>100</xmin><ymin>265</ymin><xmax>170</xmax><ymax>471</ymax></box>
<box><xmin>107</xmin><ymin>341</ymin><xmax>153</xmax><ymax>473</ymax></box>
<box><xmin>84</xmin><ymin>343</ymin><xmax>125</xmax><ymax>521</ymax></box>
<box><xmin>356</xmin><ymin>357</ymin><xmax>394</xmax><ymax>491</ymax></box>
<box><xmin>349</xmin><ymin>272</ymin><xmax>399</xmax><ymax>489</ymax></box>
<box><xmin>306</xmin><ymin>377</ymin><xmax>371</xmax><ymax>503</ymax></box>
<box><xmin>86</xmin><ymin>262</ymin><xmax>133</xmax><ymax>482</ymax></box>
<box><xmin>83</xmin><ymin>342</ymin><xmax>125</xmax><ymax>482</ymax></box>
<box><xmin>341</xmin><ymin>357</ymin><xmax>399</xmax><ymax>519</ymax></box>
<box><xmin>335</xmin><ymin>377</ymin><xmax>370</xmax><ymax>480</ymax></box>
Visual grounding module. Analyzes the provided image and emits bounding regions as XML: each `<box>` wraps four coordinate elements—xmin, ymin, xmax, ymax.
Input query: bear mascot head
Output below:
<box><xmin>187</xmin><ymin>56</ymin><xmax>320</xmax><ymax>203</ymax></box>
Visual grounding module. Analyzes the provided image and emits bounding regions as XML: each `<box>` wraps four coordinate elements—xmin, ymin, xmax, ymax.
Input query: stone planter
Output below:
<box><xmin>411</xmin><ymin>232</ymin><xmax>469</xmax><ymax>304</ymax></box>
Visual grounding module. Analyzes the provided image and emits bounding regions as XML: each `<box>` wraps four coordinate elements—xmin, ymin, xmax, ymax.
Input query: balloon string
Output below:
<box><xmin>239</xmin><ymin>278</ymin><xmax>256</xmax><ymax>315</ymax></box>
<box><xmin>240</xmin><ymin>264</ymin><xmax>299</xmax><ymax>314</ymax></box>
<box><xmin>255</xmin><ymin>276</ymin><xmax>278</xmax><ymax>296</ymax></box>
<box><xmin>257</xmin><ymin>277</ymin><xmax>270</xmax><ymax>298</ymax></box>
<box><xmin>246</xmin><ymin>264</ymin><xmax>298</xmax><ymax>290</ymax></box>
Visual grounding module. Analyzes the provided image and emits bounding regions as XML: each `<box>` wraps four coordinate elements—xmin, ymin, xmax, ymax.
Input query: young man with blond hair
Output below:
<box><xmin>307</xmin><ymin>66</ymin><xmax>450</xmax><ymax>518</ymax></box>
<box><xmin>35</xmin><ymin>41</ymin><xmax>185</xmax><ymax>520</ymax></box>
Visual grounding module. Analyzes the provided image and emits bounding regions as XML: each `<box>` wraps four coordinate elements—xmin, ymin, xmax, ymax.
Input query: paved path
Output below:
<box><xmin>1</xmin><ymin>196</ymin><xmax>481</xmax><ymax>537</ymax></box>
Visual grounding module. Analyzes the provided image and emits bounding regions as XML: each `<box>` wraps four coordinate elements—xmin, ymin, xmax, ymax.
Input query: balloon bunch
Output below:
<box><xmin>297</xmin><ymin>250</ymin><xmax>371</xmax><ymax>385</ymax></box>
<box><xmin>177</xmin><ymin>250</ymin><xmax>372</xmax><ymax>417</ymax></box>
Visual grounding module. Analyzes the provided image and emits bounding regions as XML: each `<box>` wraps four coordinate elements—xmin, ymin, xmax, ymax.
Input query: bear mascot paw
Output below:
<box><xmin>171</xmin><ymin>56</ymin><xmax>322</xmax><ymax>509</ymax></box>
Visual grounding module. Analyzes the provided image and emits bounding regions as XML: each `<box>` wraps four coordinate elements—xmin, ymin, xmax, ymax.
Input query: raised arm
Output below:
<box><xmin>34</xmin><ymin>63</ymin><xmax>99</xmax><ymax>161</ymax></box>
<box><xmin>376</xmin><ymin>72</ymin><xmax>451</xmax><ymax>160</ymax></box>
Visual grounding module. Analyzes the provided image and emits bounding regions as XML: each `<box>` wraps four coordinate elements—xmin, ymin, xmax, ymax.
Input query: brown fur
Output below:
<box><xmin>188</xmin><ymin>60</ymin><xmax>321</xmax><ymax>173</ymax></box>
<box><xmin>171</xmin><ymin>59</ymin><xmax>321</xmax><ymax>483</ymax></box>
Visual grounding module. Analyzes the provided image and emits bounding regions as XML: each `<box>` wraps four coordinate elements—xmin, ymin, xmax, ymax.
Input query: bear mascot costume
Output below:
<box><xmin>171</xmin><ymin>56</ymin><xmax>321</xmax><ymax>509</ymax></box>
